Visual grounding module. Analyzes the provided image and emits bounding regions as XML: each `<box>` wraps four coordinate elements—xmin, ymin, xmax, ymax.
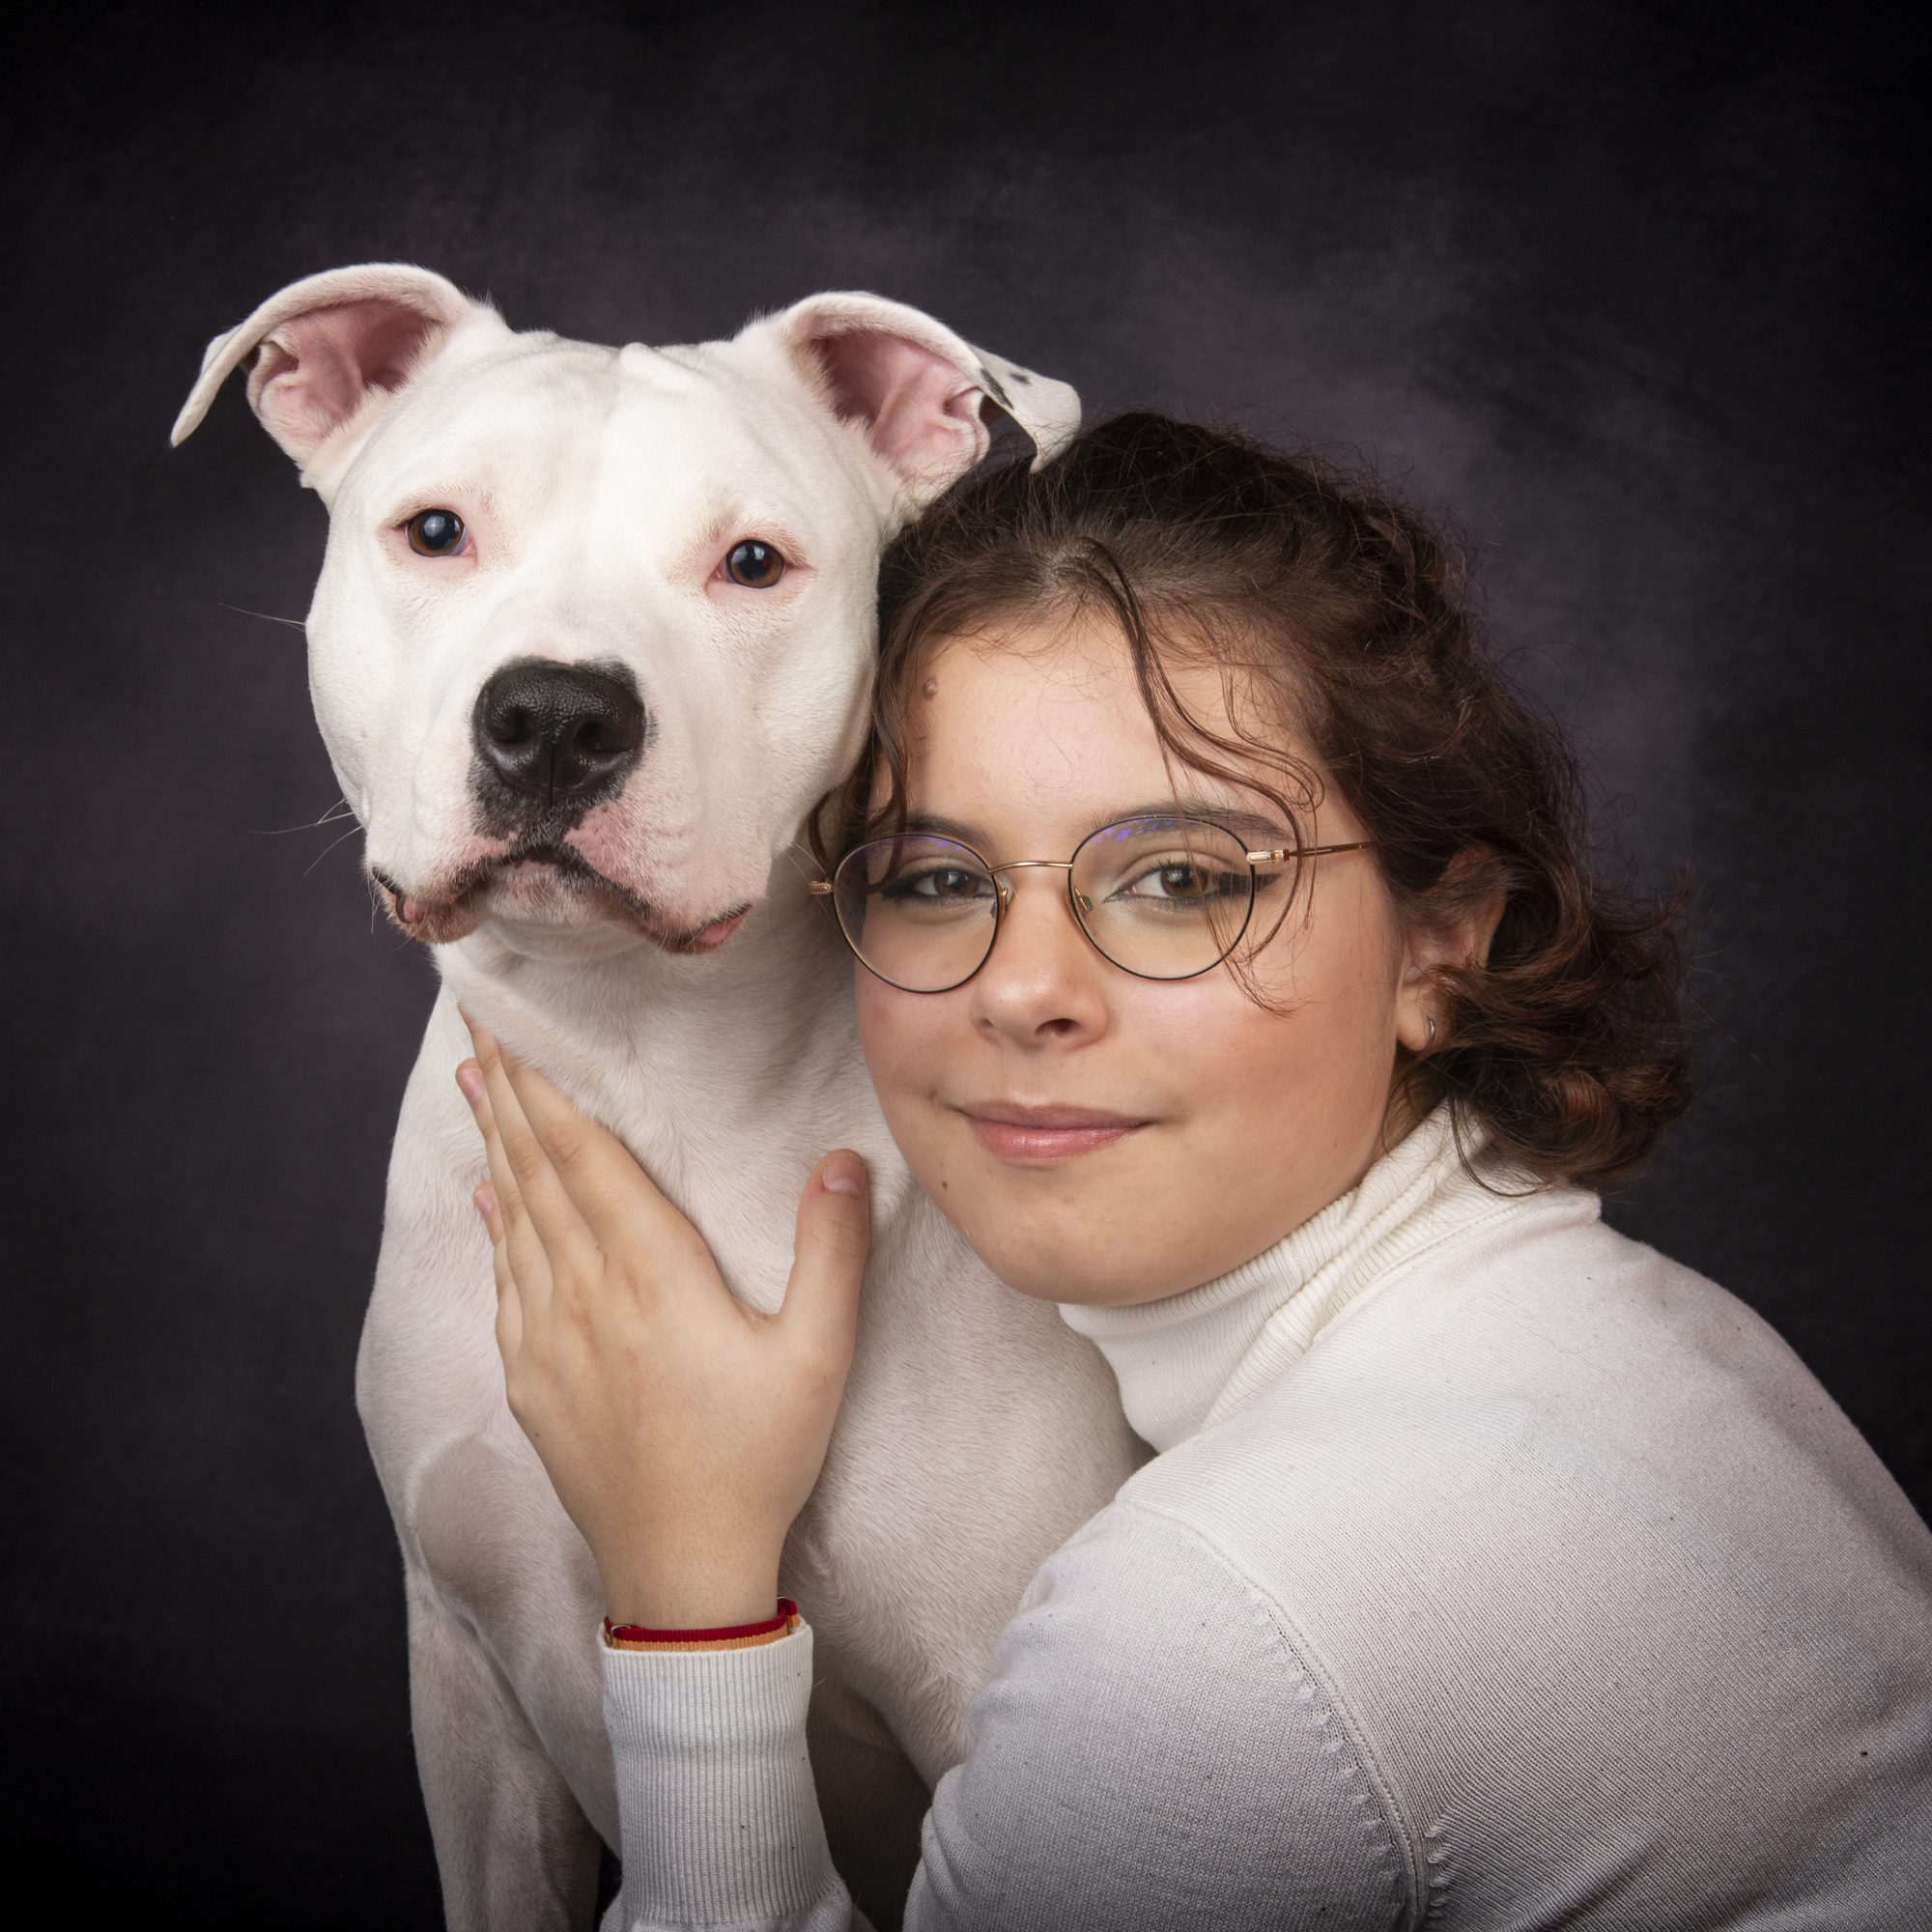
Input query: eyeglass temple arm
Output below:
<box><xmin>1242</xmin><ymin>840</ymin><xmax>1377</xmax><ymax>865</ymax></box>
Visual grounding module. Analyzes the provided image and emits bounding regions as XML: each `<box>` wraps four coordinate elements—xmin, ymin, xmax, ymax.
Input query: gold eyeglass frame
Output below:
<box><xmin>810</xmin><ymin>817</ymin><xmax>1378</xmax><ymax>994</ymax></box>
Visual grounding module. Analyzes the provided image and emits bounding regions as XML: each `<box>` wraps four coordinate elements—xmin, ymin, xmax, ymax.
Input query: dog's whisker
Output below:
<box><xmin>251</xmin><ymin>797</ymin><xmax>358</xmax><ymax>837</ymax></box>
<box><xmin>302</xmin><ymin>824</ymin><xmax>367</xmax><ymax>877</ymax></box>
<box><xmin>219</xmin><ymin>601</ymin><xmax>308</xmax><ymax>632</ymax></box>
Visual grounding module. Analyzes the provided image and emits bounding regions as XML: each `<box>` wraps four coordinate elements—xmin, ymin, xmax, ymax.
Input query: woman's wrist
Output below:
<box><xmin>599</xmin><ymin>1548</ymin><xmax>785</xmax><ymax>1634</ymax></box>
<box><xmin>605</xmin><ymin>1600</ymin><xmax>801</xmax><ymax>1653</ymax></box>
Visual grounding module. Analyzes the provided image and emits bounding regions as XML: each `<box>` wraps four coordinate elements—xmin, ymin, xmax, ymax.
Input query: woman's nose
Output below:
<box><xmin>968</xmin><ymin>870</ymin><xmax>1110</xmax><ymax>1045</ymax></box>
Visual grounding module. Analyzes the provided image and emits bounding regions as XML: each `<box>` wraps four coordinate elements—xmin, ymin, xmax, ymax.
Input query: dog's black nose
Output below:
<box><xmin>472</xmin><ymin>659</ymin><xmax>647</xmax><ymax>818</ymax></box>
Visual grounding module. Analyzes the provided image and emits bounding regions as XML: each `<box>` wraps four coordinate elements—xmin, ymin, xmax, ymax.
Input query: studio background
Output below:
<box><xmin>3</xmin><ymin>3</ymin><xmax>1923</xmax><ymax>1918</ymax></box>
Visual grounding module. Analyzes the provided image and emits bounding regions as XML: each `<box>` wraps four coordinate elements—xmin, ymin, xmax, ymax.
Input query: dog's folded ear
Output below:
<box><xmin>170</xmin><ymin>264</ymin><xmax>492</xmax><ymax>488</ymax></box>
<box><xmin>768</xmin><ymin>294</ymin><xmax>1081</xmax><ymax>506</ymax></box>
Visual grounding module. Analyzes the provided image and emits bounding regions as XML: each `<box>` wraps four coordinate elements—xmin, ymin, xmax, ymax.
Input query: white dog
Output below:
<box><xmin>173</xmin><ymin>267</ymin><xmax>1144</xmax><ymax>1929</ymax></box>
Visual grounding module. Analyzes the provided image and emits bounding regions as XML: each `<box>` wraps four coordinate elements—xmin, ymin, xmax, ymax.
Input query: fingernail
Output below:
<box><xmin>822</xmin><ymin>1152</ymin><xmax>866</xmax><ymax>1197</ymax></box>
<box><xmin>455</xmin><ymin>1062</ymin><xmax>484</xmax><ymax>1102</ymax></box>
<box><xmin>474</xmin><ymin>1181</ymin><xmax>497</xmax><ymax>1222</ymax></box>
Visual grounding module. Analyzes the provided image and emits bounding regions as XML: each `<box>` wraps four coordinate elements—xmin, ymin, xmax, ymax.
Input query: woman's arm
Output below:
<box><xmin>457</xmin><ymin>1021</ymin><xmax>869</xmax><ymax>1929</ymax></box>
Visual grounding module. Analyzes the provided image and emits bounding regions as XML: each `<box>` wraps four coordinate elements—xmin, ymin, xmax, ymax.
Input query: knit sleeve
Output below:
<box><xmin>600</xmin><ymin>1502</ymin><xmax>1414</xmax><ymax>1932</ymax></box>
<box><xmin>600</xmin><ymin>1623</ymin><xmax>862</xmax><ymax>1932</ymax></box>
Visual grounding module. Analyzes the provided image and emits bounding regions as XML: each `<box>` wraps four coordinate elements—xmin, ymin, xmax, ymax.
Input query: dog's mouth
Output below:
<box><xmin>370</xmin><ymin>847</ymin><xmax>753</xmax><ymax>953</ymax></box>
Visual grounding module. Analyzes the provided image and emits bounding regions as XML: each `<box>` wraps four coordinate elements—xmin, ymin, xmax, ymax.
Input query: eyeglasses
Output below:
<box><xmin>810</xmin><ymin>813</ymin><xmax>1376</xmax><ymax>994</ymax></box>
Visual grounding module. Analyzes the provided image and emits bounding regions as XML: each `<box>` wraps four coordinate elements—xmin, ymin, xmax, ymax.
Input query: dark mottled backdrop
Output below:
<box><xmin>3</xmin><ymin>2</ymin><xmax>1923</xmax><ymax>1918</ymax></box>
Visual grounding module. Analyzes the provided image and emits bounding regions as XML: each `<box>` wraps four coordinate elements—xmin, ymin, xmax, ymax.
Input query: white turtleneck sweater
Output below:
<box><xmin>600</xmin><ymin>1111</ymin><xmax>1932</xmax><ymax>1930</ymax></box>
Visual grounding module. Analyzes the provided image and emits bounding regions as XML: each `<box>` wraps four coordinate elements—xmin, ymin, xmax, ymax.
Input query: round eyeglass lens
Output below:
<box><xmin>1069</xmin><ymin>816</ymin><xmax>1261</xmax><ymax>980</ymax></box>
<box><xmin>833</xmin><ymin>836</ymin><xmax>1002</xmax><ymax>992</ymax></box>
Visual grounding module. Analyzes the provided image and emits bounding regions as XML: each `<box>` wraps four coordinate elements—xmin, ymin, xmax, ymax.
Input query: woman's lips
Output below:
<box><xmin>958</xmin><ymin>1103</ymin><xmax>1150</xmax><ymax>1163</ymax></box>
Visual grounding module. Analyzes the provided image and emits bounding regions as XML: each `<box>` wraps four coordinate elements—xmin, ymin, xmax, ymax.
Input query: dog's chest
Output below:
<box><xmin>560</xmin><ymin>1045</ymin><xmax>908</xmax><ymax>1318</ymax></box>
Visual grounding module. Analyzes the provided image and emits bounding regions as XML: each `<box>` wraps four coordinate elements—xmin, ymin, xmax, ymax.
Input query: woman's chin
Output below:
<box><xmin>980</xmin><ymin>1234</ymin><xmax>1191</xmax><ymax>1310</ymax></box>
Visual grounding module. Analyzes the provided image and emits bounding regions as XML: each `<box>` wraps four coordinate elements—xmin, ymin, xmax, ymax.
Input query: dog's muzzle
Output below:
<box><xmin>469</xmin><ymin>656</ymin><xmax>648</xmax><ymax>838</ymax></box>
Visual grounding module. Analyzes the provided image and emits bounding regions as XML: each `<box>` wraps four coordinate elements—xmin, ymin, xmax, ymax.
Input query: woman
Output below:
<box><xmin>457</xmin><ymin>415</ymin><xmax>1931</xmax><ymax>1928</ymax></box>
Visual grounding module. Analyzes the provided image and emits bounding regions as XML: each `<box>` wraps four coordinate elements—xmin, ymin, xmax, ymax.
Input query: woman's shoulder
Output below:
<box><xmin>1011</xmin><ymin>1189</ymin><xmax>1932</xmax><ymax>1923</ymax></box>
<box><xmin>1348</xmin><ymin>1179</ymin><xmax>1796</xmax><ymax>1380</ymax></box>
<box><xmin>1124</xmin><ymin>1184</ymin><xmax>1926</xmax><ymax>1574</ymax></box>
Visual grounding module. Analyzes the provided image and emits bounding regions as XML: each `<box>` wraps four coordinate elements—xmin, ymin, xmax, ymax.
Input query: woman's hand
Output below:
<box><xmin>455</xmin><ymin>1020</ymin><xmax>869</xmax><ymax>1631</ymax></box>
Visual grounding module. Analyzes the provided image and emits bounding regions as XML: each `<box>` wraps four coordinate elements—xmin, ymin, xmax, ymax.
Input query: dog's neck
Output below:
<box><xmin>440</xmin><ymin>861</ymin><xmax>857</xmax><ymax>1108</ymax></box>
<box><xmin>432</xmin><ymin>860</ymin><xmax>907</xmax><ymax>1307</ymax></box>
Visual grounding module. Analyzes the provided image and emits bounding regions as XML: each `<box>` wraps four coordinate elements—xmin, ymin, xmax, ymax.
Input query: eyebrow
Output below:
<box><xmin>901</xmin><ymin>801</ymin><xmax>1293</xmax><ymax>849</ymax></box>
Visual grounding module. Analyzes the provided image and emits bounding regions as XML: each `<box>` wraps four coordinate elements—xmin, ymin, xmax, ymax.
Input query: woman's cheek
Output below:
<box><xmin>854</xmin><ymin>972</ymin><xmax>948</xmax><ymax>1117</ymax></box>
<box><xmin>852</xmin><ymin>968</ymin><xmax>902</xmax><ymax>1084</ymax></box>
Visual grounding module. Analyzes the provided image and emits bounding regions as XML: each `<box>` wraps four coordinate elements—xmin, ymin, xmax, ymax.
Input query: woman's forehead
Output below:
<box><xmin>907</xmin><ymin>623</ymin><xmax>1313</xmax><ymax>829</ymax></box>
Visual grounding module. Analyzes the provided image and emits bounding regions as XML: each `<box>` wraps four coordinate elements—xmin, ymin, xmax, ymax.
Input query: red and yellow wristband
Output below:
<box><xmin>603</xmin><ymin>1600</ymin><xmax>801</xmax><ymax>1654</ymax></box>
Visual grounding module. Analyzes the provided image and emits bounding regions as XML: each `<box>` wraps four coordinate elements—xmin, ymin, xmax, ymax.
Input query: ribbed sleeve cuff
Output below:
<box><xmin>601</xmin><ymin>1622</ymin><xmax>850</xmax><ymax>1932</ymax></box>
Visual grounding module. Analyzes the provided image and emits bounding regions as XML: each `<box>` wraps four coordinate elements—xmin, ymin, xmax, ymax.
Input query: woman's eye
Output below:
<box><xmin>1119</xmin><ymin>862</ymin><xmax>1244</xmax><ymax>905</ymax></box>
<box><xmin>1127</xmin><ymin>863</ymin><xmax>1205</xmax><ymax>900</ymax></box>
<box><xmin>406</xmin><ymin>509</ymin><xmax>466</xmax><ymax>556</ymax></box>
<box><xmin>887</xmin><ymin>867</ymin><xmax>989</xmax><ymax>902</ymax></box>
<box><xmin>724</xmin><ymin>539</ymin><xmax>786</xmax><ymax>588</ymax></box>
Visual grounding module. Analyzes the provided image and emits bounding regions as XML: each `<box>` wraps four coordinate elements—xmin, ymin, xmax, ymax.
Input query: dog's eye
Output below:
<box><xmin>407</xmin><ymin>509</ymin><xmax>467</xmax><ymax>557</ymax></box>
<box><xmin>724</xmin><ymin>540</ymin><xmax>785</xmax><ymax>588</ymax></box>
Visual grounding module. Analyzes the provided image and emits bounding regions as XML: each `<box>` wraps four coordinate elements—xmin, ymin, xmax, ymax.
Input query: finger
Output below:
<box><xmin>476</xmin><ymin>1180</ymin><xmax>526</xmax><ymax>1361</ymax></box>
<box><xmin>457</xmin><ymin>1050</ymin><xmax>556</xmax><ymax>1314</ymax></box>
<box><xmin>455</xmin><ymin>1052</ymin><xmax>512</xmax><ymax>1215</ymax></box>
<box><xmin>494</xmin><ymin>1048</ymin><xmax>698</xmax><ymax>1257</ymax></box>
<box><xmin>776</xmin><ymin>1151</ymin><xmax>869</xmax><ymax>1371</ymax></box>
<box><xmin>468</xmin><ymin>1026</ymin><xmax>601</xmax><ymax>1283</ymax></box>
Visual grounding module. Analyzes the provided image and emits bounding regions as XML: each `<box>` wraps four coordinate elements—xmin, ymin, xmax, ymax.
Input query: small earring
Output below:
<box><xmin>1424</xmin><ymin>1016</ymin><xmax>1436</xmax><ymax>1052</ymax></box>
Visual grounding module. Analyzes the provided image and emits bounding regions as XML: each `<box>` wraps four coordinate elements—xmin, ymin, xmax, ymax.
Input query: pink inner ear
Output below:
<box><xmin>247</xmin><ymin>299</ymin><xmax>448</xmax><ymax>464</ymax></box>
<box><xmin>811</xmin><ymin>330</ymin><xmax>983</xmax><ymax>488</ymax></box>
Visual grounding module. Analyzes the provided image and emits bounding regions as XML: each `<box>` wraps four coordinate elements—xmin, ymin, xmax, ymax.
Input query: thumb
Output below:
<box><xmin>778</xmin><ymin>1151</ymin><xmax>869</xmax><ymax>1364</ymax></box>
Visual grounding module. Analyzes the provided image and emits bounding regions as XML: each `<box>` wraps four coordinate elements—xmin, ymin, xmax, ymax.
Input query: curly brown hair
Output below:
<box><xmin>814</xmin><ymin>412</ymin><xmax>1690</xmax><ymax>1188</ymax></box>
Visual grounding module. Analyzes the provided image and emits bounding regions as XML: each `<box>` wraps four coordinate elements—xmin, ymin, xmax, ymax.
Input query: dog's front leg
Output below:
<box><xmin>805</xmin><ymin>1675</ymin><xmax>929</xmax><ymax>1931</ymax></box>
<box><xmin>361</xmin><ymin>1004</ymin><xmax>616</xmax><ymax>1927</ymax></box>
<box><xmin>406</xmin><ymin>1559</ymin><xmax>605</xmax><ymax>1928</ymax></box>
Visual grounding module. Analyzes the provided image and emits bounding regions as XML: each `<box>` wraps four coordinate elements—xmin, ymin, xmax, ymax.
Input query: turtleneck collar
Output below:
<box><xmin>1059</xmin><ymin>1106</ymin><xmax>1527</xmax><ymax>1452</ymax></box>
